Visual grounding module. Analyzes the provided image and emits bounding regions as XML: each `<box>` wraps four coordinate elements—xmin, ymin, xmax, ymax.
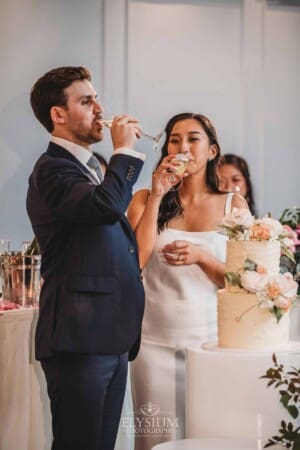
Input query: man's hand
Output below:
<box><xmin>110</xmin><ymin>114</ymin><xmax>142</xmax><ymax>149</ymax></box>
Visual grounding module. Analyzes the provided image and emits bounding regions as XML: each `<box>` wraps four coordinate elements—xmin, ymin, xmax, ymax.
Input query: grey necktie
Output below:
<box><xmin>87</xmin><ymin>155</ymin><xmax>103</xmax><ymax>183</ymax></box>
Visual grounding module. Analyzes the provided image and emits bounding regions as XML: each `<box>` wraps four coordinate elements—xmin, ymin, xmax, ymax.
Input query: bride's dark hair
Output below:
<box><xmin>156</xmin><ymin>112</ymin><xmax>221</xmax><ymax>232</ymax></box>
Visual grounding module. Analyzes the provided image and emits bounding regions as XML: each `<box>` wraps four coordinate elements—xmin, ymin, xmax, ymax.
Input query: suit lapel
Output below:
<box><xmin>47</xmin><ymin>142</ymin><xmax>99</xmax><ymax>185</ymax></box>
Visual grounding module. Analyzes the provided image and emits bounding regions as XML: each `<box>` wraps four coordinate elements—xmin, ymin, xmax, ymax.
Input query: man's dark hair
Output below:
<box><xmin>30</xmin><ymin>66</ymin><xmax>91</xmax><ymax>132</ymax></box>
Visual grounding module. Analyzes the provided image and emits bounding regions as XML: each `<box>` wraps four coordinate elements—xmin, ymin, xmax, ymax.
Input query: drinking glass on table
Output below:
<box><xmin>0</xmin><ymin>240</ymin><xmax>10</xmax><ymax>254</ymax></box>
<box><xmin>0</xmin><ymin>240</ymin><xmax>10</xmax><ymax>299</ymax></box>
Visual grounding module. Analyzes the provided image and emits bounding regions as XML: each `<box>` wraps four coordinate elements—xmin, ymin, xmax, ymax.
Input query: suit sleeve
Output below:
<box><xmin>31</xmin><ymin>153</ymin><xmax>144</xmax><ymax>224</ymax></box>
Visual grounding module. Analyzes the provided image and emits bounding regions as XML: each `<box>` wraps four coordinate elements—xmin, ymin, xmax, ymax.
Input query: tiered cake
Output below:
<box><xmin>217</xmin><ymin>209</ymin><xmax>298</xmax><ymax>350</ymax></box>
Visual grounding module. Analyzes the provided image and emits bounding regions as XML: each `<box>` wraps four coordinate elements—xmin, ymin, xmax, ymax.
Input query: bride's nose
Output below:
<box><xmin>180</xmin><ymin>141</ymin><xmax>190</xmax><ymax>155</ymax></box>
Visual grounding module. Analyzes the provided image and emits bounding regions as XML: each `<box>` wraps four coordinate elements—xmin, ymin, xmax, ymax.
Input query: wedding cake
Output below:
<box><xmin>217</xmin><ymin>209</ymin><xmax>298</xmax><ymax>350</ymax></box>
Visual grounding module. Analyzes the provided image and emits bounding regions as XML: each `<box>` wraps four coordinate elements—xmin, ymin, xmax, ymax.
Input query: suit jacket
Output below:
<box><xmin>26</xmin><ymin>142</ymin><xmax>145</xmax><ymax>361</ymax></box>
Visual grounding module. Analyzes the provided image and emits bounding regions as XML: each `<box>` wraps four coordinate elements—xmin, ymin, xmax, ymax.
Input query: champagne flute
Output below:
<box><xmin>100</xmin><ymin>119</ymin><xmax>164</xmax><ymax>151</ymax></box>
<box><xmin>163</xmin><ymin>153</ymin><xmax>190</xmax><ymax>191</ymax></box>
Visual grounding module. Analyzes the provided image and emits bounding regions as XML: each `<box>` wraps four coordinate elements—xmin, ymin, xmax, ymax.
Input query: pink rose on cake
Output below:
<box><xmin>272</xmin><ymin>272</ymin><xmax>298</xmax><ymax>300</ymax></box>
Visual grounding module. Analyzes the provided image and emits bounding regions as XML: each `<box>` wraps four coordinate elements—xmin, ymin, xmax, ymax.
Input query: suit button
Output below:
<box><xmin>129</xmin><ymin>246</ymin><xmax>135</xmax><ymax>254</ymax></box>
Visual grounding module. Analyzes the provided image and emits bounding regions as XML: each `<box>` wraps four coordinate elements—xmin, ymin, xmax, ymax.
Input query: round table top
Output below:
<box><xmin>152</xmin><ymin>438</ymin><xmax>280</xmax><ymax>450</ymax></box>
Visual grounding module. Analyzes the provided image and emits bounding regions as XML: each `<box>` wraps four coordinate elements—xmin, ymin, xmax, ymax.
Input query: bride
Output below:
<box><xmin>127</xmin><ymin>112</ymin><xmax>248</xmax><ymax>450</ymax></box>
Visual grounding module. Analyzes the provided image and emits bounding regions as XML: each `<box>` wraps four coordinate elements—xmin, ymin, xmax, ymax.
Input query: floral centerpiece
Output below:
<box><xmin>279</xmin><ymin>207</ymin><xmax>300</xmax><ymax>296</ymax></box>
<box><xmin>219</xmin><ymin>208</ymin><xmax>299</xmax><ymax>322</ymax></box>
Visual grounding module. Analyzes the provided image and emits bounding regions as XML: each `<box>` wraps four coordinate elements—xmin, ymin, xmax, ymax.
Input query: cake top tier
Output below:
<box><xmin>226</xmin><ymin>240</ymin><xmax>280</xmax><ymax>273</ymax></box>
<box><xmin>219</xmin><ymin>207</ymin><xmax>294</xmax><ymax>262</ymax></box>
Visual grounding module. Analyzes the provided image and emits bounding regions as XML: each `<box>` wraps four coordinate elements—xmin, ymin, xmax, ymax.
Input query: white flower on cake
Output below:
<box><xmin>240</xmin><ymin>270</ymin><xmax>269</xmax><ymax>293</ymax></box>
<box><xmin>273</xmin><ymin>272</ymin><xmax>298</xmax><ymax>299</ymax></box>
<box><xmin>257</xmin><ymin>216</ymin><xmax>283</xmax><ymax>239</ymax></box>
<box><xmin>222</xmin><ymin>207</ymin><xmax>254</xmax><ymax>230</ymax></box>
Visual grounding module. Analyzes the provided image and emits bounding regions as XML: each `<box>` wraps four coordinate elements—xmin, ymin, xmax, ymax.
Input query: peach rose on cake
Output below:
<box><xmin>250</xmin><ymin>223</ymin><xmax>271</xmax><ymax>240</ymax></box>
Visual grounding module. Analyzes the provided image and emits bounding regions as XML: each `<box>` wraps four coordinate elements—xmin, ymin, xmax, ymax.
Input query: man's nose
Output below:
<box><xmin>94</xmin><ymin>100</ymin><xmax>103</xmax><ymax>114</ymax></box>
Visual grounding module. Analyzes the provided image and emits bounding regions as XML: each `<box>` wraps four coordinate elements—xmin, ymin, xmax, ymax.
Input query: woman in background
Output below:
<box><xmin>127</xmin><ymin>113</ymin><xmax>248</xmax><ymax>450</ymax></box>
<box><xmin>218</xmin><ymin>153</ymin><xmax>256</xmax><ymax>215</ymax></box>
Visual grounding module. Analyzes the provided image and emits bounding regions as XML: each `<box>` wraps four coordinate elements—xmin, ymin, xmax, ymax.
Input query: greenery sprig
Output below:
<box><xmin>260</xmin><ymin>354</ymin><xmax>300</xmax><ymax>449</ymax></box>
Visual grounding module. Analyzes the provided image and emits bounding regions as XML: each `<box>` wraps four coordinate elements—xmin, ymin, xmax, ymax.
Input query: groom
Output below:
<box><xmin>26</xmin><ymin>66</ymin><xmax>145</xmax><ymax>450</ymax></box>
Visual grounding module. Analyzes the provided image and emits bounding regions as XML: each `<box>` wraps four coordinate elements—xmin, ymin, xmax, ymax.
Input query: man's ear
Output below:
<box><xmin>209</xmin><ymin>144</ymin><xmax>218</xmax><ymax>161</ymax></box>
<box><xmin>50</xmin><ymin>106</ymin><xmax>66</xmax><ymax>125</ymax></box>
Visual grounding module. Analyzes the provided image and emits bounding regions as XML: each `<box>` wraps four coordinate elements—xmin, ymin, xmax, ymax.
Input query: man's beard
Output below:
<box><xmin>73</xmin><ymin>128</ymin><xmax>103</xmax><ymax>145</ymax></box>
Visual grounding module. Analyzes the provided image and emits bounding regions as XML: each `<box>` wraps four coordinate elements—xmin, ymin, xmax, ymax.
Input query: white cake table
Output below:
<box><xmin>152</xmin><ymin>437</ymin><xmax>279</xmax><ymax>449</ymax></box>
<box><xmin>186</xmin><ymin>342</ymin><xmax>300</xmax><ymax>442</ymax></box>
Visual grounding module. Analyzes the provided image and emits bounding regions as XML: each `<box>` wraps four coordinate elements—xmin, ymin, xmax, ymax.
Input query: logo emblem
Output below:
<box><xmin>140</xmin><ymin>402</ymin><xmax>160</xmax><ymax>416</ymax></box>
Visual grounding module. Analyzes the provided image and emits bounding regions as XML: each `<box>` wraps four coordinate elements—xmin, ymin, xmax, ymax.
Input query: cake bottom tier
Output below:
<box><xmin>217</xmin><ymin>290</ymin><xmax>290</xmax><ymax>349</ymax></box>
<box><xmin>186</xmin><ymin>344</ymin><xmax>300</xmax><ymax>441</ymax></box>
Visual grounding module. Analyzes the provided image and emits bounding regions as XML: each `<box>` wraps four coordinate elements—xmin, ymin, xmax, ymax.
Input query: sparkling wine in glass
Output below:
<box><xmin>166</xmin><ymin>153</ymin><xmax>190</xmax><ymax>191</ymax></box>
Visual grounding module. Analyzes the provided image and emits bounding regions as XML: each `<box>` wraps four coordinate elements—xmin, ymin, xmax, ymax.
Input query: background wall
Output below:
<box><xmin>0</xmin><ymin>0</ymin><xmax>299</xmax><ymax>249</ymax></box>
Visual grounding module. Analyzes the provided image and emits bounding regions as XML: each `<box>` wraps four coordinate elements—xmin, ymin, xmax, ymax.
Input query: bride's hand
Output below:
<box><xmin>151</xmin><ymin>156</ymin><xmax>181</xmax><ymax>197</ymax></box>
<box><xmin>160</xmin><ymin>240</ymin><xmax>204</xmax><ymax>266</ymax></box>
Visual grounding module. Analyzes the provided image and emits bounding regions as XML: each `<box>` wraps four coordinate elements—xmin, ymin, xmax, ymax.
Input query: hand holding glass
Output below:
<box><xmin>100</xmin><ymin>119</ymin><xmax>164</xmax><ymax>150</ymax></box>
<box><xmin>162</xmin><ymin>154</ymin><xmax>190</xmax><ymax>191</ymax></box>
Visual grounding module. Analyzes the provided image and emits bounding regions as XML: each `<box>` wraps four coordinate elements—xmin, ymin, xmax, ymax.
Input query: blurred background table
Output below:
<box><xmin>0</xmin><ymin>308</ymin><xmax>51</xmax><ymax>450</ymax></box>
<box><xmin>0</xmin><ymin>306</ymin><xmax>133</xmax><ymax>450</ymax></box>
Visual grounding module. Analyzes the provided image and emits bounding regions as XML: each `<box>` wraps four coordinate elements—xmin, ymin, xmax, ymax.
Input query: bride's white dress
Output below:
<box><xmin>130</xmin><ymin>194</ymin><xmax>233</xmax><ymax>450</ymax></box>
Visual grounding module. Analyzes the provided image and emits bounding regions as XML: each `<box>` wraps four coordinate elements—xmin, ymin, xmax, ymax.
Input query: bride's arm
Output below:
<box><xmin>162</xmin><ymin>239</ymin><xmax>226</xmax><ymax>287</ymax></box>
<box><xmin>127</xmin><ymin>157</ymin><xmax>177</xmax><ymax>268</ymax></box>
<box><xmin>127</xmin><ymin>189</ymin><xmax>162</xmax><ymax>268</ymax></box>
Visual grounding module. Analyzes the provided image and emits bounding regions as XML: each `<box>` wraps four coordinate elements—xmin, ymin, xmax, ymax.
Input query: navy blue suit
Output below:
<box><xmin>26</xmin><ymin>142</ymin><xmax>145</xmax><ymax>450</ymax></box>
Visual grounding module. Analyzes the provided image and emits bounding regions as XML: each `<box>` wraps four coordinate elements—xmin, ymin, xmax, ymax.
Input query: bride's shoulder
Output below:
<box><xmin>132</xmin><ymin>188</ymin><xmax>151</xmax><ymax>203</ymax></box>
<box><xmin>127</xmin><ymin>189</ymin><xmax>150</xmax><ymax>230</ymax></box>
